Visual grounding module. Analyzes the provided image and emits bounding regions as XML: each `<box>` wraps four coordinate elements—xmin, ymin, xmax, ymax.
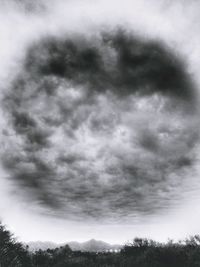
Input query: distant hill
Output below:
<box><xmin>27</xmin><ymin>241</ymin><xmax>60</xmax><ymax>252</ymax></box>
<box><xmin>68</xmin><ymin>239</ymin><xmax>122</xmax><ymax>252</ymax></box>
<box><xmin>27</xmin><ymin>239</ymin><xmax>122</xmax><ymax>252</ymax></box>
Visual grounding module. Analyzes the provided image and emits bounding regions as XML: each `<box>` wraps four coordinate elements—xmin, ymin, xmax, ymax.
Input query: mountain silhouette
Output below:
<box><xmin>27</xmin><ymin>239</ymin><xmax>122</xmax><ymax>252</ymax></box>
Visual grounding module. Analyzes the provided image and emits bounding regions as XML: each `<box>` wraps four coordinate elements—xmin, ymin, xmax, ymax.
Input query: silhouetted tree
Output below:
<box><xmin>0</xmin><ymin>222</ymin><xmax>31</xmax><ymax>267</ymax></box>
<box><xmin>2</xmin><ymin>223</ymin><xmax>200</xmax><ymax>267</ymax></box>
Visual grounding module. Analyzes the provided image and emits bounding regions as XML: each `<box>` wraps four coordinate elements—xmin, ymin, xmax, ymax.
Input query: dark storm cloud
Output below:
<box><xmin>2</xmin><ymin>29</ymin><xmax>200</xmax><ymax>221</ymax></box>
<box><xmin>2</xmin><ymin>152</ymin><xmax>61</xmax><ymax>208</ymax></box>
<box><xmin>103</xmin><ymin>31</ymin><xmax>196</xmax><ymax>102</ymax></box>
<box><xmin>23</xmin><ymin>29</ymin><xmax>197</xmax><ymax>107</ymax></box>
<box><xmin>11</xmin><ymin>111</ymin><xmax>50</xmax><ymax>148</ymax></box>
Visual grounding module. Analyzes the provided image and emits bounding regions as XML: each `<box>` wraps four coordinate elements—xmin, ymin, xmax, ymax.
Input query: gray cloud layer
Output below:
<box><xmin>2</xmin><ymin>29</ymin><xmax>200</xmax><ymax>222</ymax></box>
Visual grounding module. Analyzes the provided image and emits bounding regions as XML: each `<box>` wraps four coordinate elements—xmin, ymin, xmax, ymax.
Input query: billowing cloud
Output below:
<box><xmin>1</xmin><ymin>28</ymin><xmax>199</xmax><ymax>222</ymax></box>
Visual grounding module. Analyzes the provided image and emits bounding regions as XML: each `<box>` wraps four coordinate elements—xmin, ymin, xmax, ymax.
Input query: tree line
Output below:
<box><xmin>1</xmin><ymin>222</ymin><xmax>200</xmax><ymax>266</ymax></box>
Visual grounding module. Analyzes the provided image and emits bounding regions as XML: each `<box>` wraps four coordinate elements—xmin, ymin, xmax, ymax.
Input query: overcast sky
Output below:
<box><xmin>1</xmin><ymin>0</ymin><xmax>200</xmax><ymax>244</ymax></box>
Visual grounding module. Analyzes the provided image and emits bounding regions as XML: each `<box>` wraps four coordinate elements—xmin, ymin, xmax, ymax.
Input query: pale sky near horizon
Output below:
<box><xmin>1</xmin><ymin>0</ymin><xmax>200</xmax><ymax>244</ymax></box>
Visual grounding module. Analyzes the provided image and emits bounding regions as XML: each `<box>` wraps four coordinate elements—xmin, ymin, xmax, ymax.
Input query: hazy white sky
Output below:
<box><xmin>1</xmin><ymin>0</ymin><xmax>200</xmax><ymax>244</ymax></box>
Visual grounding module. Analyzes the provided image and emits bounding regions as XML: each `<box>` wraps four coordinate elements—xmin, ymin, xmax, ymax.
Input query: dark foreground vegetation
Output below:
<box><xmin>1</xmin><ymin>223</ymin><xmax>200</xmax><ymax>266</ymax></box>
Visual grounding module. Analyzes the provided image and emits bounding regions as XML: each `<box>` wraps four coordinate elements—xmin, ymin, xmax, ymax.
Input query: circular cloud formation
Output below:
<box><xmin>2</xmin><ymin>29</ymin><xmax>199</xmax><ymax>221</ymax></box>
